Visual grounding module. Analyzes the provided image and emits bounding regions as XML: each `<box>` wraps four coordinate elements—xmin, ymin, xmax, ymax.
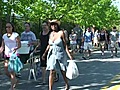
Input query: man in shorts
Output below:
<box><xmin>69</xmin><ymin>30</ymin><xmax>77</xmax><ymax>54</ymax></box>
<box><xmin>110</xmin><ymin>26</ymin><xmax>119</xmax><ymax>57</ymax></box>
<box><xmin>82</xmin><ymin>27</ymin><xmax>94</xmax><ymax>59</ymax></box>
<box><xmin>98</xmin><ymin>29</ymin><xmax>107</xmax><ymax>55</ymax></box>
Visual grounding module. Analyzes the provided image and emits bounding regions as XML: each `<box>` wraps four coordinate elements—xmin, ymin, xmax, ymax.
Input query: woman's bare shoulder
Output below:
<box><xmin>59</xmin><ymin>30</ymin><xmax>64</xmax><ymax>34</ymax></box>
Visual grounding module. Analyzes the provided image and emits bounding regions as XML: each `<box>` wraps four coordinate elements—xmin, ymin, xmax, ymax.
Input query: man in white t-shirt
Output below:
<box><xmin>82</xmin><ymin>27</ymin><xmax>94</xmax><ymax>59</ymax></box>
<box><xmin>110</xmin><ymin>26</ymin><xmax>119</xmax><ymax>57</ymax></box>
<box><xmin>69</xmin><ymin>30</ymin><xmax>77</xmax><ymax>54</ymax></box>
<box><xmin>20</xmin><ymin>22</ymin><xmax>37</xmax><ymax>64</ymax></box>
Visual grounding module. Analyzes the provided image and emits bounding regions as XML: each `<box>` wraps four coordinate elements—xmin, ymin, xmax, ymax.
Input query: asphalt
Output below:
<box><xmin>1</xmin><ymin>48</ymin><xmax>120</xmax><ymax>90</ymax></box>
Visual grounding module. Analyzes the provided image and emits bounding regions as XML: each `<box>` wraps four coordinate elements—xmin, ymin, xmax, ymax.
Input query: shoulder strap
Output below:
<box><xmin>91</xmin><ymin>32</ymin><xmax>93</xmax><ymax>41</ymax></box>
<box><xmin>84</xmin><ymin>31</ymin><xmax>86</xmax><ymax>37</ymax></box>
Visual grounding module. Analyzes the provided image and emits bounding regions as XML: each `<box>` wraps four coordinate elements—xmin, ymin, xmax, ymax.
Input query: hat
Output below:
<box><xmin>49</xmin><ymin>20</ymin><xmax>60</xmax><ymax>25</ymax></box>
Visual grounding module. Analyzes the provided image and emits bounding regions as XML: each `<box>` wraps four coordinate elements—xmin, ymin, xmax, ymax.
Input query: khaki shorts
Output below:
<box><xmin>99</xmin><ymin>41</ymin><xmax>105</xmax><ymax>46</ymax></box>
<box><xmin>110</xmin><ymin>41</ymin><xmax>117</xmax><ymax>48</ymax></box>
<box><xmin>84</xmin><ymin>42</ymin><xmax>93</xmax><ymax>50</ymax></box>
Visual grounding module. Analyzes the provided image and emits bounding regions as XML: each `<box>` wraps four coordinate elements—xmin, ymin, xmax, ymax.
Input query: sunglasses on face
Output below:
<box><xmin>6</xmin><ymin>26</ymin><xmax>12</xmax><ymax>28</ymax></box>
<box><xmin>25</xmin><ymin>25</ymin><xmax>30</xmax><ymax>27</ymax></box>
<box><xmin>42</xmin><ymin>25</ymin><xmax>47</xmax><ymax>26</ymax></box>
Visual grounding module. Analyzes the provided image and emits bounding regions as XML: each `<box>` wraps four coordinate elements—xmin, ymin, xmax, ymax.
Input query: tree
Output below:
<box><xmin>0</xmin><ymin>0</ymin><xmax>120</xmax><ymax>35</ymax></box>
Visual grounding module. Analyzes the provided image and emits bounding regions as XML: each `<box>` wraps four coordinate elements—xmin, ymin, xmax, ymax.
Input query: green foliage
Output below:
<box><xmin>0</xmin><ymin>0</ymin><xmax>120</xmax><ymax>35</ymax></box>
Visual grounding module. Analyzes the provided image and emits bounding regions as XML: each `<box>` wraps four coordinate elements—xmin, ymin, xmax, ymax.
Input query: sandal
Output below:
<box><xmin>65</xmin><ymin>85</ymin><xmax>70</xmax><ymax>90</ymax></box>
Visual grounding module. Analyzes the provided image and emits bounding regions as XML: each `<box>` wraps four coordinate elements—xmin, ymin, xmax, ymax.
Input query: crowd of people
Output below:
<box><xmin>0</xmin><ymin>20</ymin><xmax>119</xmax><ymax>90</ymax></box>
<box><xmin>0</xmin><ymin>20</ymin><xmax>73</xmax><ymax>90</ymax></box>
<box><xmin>69</xmin><ymin>25</ymin><xmax>120</xmax><ymax>60</ymax></box>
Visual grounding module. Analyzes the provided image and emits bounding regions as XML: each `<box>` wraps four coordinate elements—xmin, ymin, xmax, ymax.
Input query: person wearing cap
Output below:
<box><xmin>42</xmin><ymin>20</ymin><xmax>73</xmax><ymax>90</ymax></box>
<box><xmin>109</xmin><ymin>26</ymin><xmax>119</xmax><ymax>57</ymax></box>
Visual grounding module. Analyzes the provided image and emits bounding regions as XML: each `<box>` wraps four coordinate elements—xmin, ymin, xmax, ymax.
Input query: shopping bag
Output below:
<box><xmin>66</xmin><ymin>60</ymin><xmax>79</xmax><ymax>79</ymax></box>
<box><xmin>8</xmin><ymin>53</ymin><xmax>23</xmax><ymax>73</ymax></box>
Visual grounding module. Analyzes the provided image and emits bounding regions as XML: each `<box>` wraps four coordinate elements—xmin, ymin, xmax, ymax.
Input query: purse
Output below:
<box><xmin>8</xmin><ymin>53</ymin><xmax>23</xmax><ymax>73</ymax></box>
<box><xmin>66</xmin><ymin>60</ymin><xmax>79</xmax><ymax>79</ymax></box>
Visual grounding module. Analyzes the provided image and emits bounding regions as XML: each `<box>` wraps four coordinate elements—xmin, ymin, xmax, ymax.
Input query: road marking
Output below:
<box><xmin>101</xmin><ymin>73</ymin><xmax>120</xmax><ymax>90</ymax></box>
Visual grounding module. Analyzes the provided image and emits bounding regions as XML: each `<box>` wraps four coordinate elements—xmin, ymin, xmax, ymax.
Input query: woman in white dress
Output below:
<box><xmin>42</xmin><ymin>20</ymin><xmax>73</xmax><ymax>90</ymax></box>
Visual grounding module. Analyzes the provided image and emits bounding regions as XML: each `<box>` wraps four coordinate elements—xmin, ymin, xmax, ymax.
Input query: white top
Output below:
<box><xmin>69</xmin><ymin>33</ymin><xmax>77</xmax><ymax>44</ymax></box>
<box><xmin>21</xmin><ymin>31</ymin><xmax>36</xmax><ymax>43</ymax></box>
<box><xmin>110</xmin><ymin>31</ymin><xmax>118</xmax><ymax>41</ymax></box>
<box><xmin>21</xmin><ymin>31</ymin><xmax>36</xmax><ymax>51</ymax></box>
<box><xmin>3</xmin><ymin>32</ymin><xmax>19</xmax><ymax>57</ymax></box>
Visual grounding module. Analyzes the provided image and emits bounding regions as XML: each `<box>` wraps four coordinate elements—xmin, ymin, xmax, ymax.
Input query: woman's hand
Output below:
<box><xmin>70</xmin><ymin>55</ymin><xmax>73</xmax><ymax>60</ymax></box>
<box><xmin>42</xmin><ymin>54</ymin><xmax>46</xmax><ymax>60</ymax></box>
<box><xmin>0</xmin><ymin>47</ymin><xmax>4</xmax><ymax>54</ymax></box>
<box><xmin>12</xmin><ymin>47</ymin><xmax>18</xmax><ymax>53</ymax></box>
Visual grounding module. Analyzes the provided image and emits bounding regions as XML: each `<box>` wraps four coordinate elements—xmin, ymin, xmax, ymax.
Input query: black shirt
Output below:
<box><xmin>40</xmin><ymin>31</ymin><xmax>50</xmax><ymax>55</ymax></box>
<box><xmin>99</xmin><ymin>33</ymin><xmax>106</xmax><ymax>41</ymax></box>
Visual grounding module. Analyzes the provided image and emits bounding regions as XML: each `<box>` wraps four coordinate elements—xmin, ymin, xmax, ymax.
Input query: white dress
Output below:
<box><xmin>46</xmin><ymin>38</ymin><xmax>68</xmax><ymax>71</ymax></box>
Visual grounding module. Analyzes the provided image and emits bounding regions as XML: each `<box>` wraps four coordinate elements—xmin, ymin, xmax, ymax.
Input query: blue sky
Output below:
<box><xmin>112</xmin><ymin>0</ymin><xmax>120</xmax><ymax>11</ymax></box>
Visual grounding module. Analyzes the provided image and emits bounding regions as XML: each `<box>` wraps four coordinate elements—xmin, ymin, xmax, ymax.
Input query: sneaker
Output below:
<box><xmin>110</xmin><ymin>55</ymin><xmax>113</xmax><ymax>58</ymax></box>
<box><xmin>16</xmin><ymin>72</ymin><xmax>21</xmax><ymax>78</ymax></box>
<box><xmin>87</xmin><ymin>54</ymin><xmax>90</xmax><ymax>57</ymax></box>
<box><xmin>82</xmin><ymin>56</ymin><xmax>87</xmax><ymax>60</ymax></box>
<box><xmin>38</xmin><ymin>82</ymin><xmax>46</xmax><ymax>85</ymax></box>
<box><xmin>42</xmin><ymin>82</ymin><xmax>46</xmax><ymax>85</ymax></box>
<box><xmin>115</xmin><ymin>54</ymin><xmax>117</xmax><ymax>57</ymax></box>
<box><xmin>101</xmin><ymin>52</ymin><xmax>104</xmax><ymax>56</ymax></box>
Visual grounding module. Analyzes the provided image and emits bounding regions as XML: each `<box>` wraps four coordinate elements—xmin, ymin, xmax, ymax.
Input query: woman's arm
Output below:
<box><xmin>0</xmin><ymin>39</ymin><xmax>4</xmax><ymax>53</ymax></box>
<box><xmin>34</xmin><ymin>40</ymin><xmax>41</xmax><ymax>52</ymax></box>
<box><xmin>61</xmin><ymin>31</ymin><xmax>73</xmax><ymax>60</ymax></box>
<box><xmin>42</xmin><ymin>44</ymin><xmax>50</xmax><ymax>60</ymax></box>
<box><xmin>14</xmin><ymin>36</ymin><xmax>21</xmax><ymax>51</ymax></box>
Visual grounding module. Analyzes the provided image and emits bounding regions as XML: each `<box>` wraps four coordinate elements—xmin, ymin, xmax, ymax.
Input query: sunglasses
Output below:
<box><xmin>25</xmin><ymin>25</ymin><xmax>30</xmax><ymax>27</ymax></box>
<box><xmin>6</xmin><ymin>26</ymin><xmax>11</xmax><ymax>28</ymax></box>
<box><xmin>50</xmin><ymin>22</ymin><xmax>58</xmax><ymax>25</ymax></box>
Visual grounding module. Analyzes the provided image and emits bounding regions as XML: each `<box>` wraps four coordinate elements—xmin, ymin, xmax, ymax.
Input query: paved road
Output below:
<box><xmin>1</xmin><ymin>50</ymin><xmax>120</xmax><ymax>90</ymax></box>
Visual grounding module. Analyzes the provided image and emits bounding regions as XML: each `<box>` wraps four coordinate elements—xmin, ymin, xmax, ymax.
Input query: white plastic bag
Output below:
<box><xmin>66</xmin><ymin>60</ymin><xmax>79</xmax><ymax>79</ymax></box>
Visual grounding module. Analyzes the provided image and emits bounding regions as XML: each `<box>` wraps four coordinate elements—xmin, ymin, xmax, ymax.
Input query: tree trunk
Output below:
<box><xmin>0</xmin><ymin>18</ymin><xmax>2</xmax><ymax>34</ymax></box>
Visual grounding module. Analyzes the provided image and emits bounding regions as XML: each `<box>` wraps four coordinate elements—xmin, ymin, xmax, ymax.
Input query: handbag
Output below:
<box><xmin>8</xmin><ymin>53</ymin><xmax>23</xmax><ymax>73</ymax></box>
<box><xmin>66</xmin><ymin>60</ymin><xmax>79</xmax><ymax>79</ymax></box>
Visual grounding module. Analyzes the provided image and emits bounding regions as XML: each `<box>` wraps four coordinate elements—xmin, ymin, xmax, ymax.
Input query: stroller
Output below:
<box><xmin>27</xmin><ymin>47</ymin><xmax>59</xmax><ymax>82</ymax></box>
<box><xmin>27</xmin><ymin>49</ymin><xmax>41</xmax><ymax>81</ymax></box>
<box><xmin>18</xmin><ymin>41</ymin><xmax>41</xmax><ymax>81</ymax></box>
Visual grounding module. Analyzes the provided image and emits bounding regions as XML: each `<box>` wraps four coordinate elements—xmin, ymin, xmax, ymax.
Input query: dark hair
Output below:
<box><xmin>24</xmin><ymin>22</ymin><xmax>30</xmax><ymax>26</ymax></box>
<box><xmin>50</xmin><ymin>22</ymin><xmax>61</xmax><ymax>32</ymax></box>
<box><xmin>113</xmin><ymin>26</ymin><xmax>116</xmax><ymax>29</ymax></box>
<box><xmin>42</xmin><ymin>20</ymin><xmax>49</xmax><ymax>25</ymax></box>
<box><xmin>6</xmin><ymin>22</ymin><xmax>15</xmax><ymax>32</ymax></box>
